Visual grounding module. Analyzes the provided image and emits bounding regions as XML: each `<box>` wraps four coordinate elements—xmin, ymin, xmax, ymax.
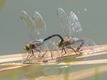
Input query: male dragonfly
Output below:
<box><xmin>57</xmin><ymin>8</ymin><xmax>100</xmax><ymax>56</ymax></box>
<box><xmin>21</xmin><ymin>10</ymin><xmax>64</xmax><ymax>63</ymax></box>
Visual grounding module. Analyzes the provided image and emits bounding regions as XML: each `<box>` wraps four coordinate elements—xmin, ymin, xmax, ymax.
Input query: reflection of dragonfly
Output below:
<box><xmin>21</xmin><ymin>10</ymin><xmax>64</xmax><ymax>63</ymax></box>
<box><xmin>57</xmin><ymin>8</ymin><xmax>99</xmax><ymax>56</ymax></box>
<box><xmin>44</xmin><ymin>66</ymin><xmax>68</xmax><ymax>76</ymax></box>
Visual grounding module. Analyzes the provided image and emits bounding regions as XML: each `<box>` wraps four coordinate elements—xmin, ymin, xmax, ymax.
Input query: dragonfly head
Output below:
<box><xmin>24</xmin><ymin>43</ymin><xmax>36</xmax><ymax>51</ymax></box>
<box><xmin>24</xmin><ymin>44</ymin><xmax>31</xmax><ymax>51</ymax></box>
<box><xmin>57</xmin><ymin>40</ymin><xmax>63</xmax><ymax>48</ymax></box>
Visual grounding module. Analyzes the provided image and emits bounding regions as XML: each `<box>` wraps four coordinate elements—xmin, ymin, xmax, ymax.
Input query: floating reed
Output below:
<box><xmin>0</xmin><ymin>44</ymin><xmax>107</xmax><ymax>72</ymax></box>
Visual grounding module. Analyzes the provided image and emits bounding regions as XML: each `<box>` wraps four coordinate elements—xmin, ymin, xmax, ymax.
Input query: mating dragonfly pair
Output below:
<box><xmin>21</xmin><ymin>8</ymin><xmax>101</xmax><ymax>63</ymax></box>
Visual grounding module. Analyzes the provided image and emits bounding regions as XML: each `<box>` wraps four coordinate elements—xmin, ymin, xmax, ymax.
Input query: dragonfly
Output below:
<box><xmin>57</xmin><ymin>8</ymin><xmax>100</xmax><ymax>56</ymax></box>
<box><xmin>21</xmin><ymin>10</ymin><xmax>64</xmax><ymax>63</ymax></box>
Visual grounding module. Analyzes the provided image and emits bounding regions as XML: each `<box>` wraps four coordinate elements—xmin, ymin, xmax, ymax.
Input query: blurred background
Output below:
<box><xmin>0</xmin><ymin>0</ymin><xmax>107</xmax><ymax>55</ymax></box>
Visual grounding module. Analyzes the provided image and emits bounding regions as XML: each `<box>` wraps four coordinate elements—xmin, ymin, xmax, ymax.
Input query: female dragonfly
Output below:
<box><xmin>57</xmin><ymin>8</ymin><xmax>99</xmax><ymax>56</ymax></box>
<box><xmin>21</xmin><ymin>10</ymin><xmax>64</xmax><ymax>63</ymax></box>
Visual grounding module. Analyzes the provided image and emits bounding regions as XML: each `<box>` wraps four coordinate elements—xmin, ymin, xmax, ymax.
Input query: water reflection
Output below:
<box><xmin>43</xmin><ymin>66</ymin><xmax>68</xmax><ymax>76</ymax></box>
<box><xmin>0</xmin><ymin>63</ymin><xmax>107</xmax><ymax>80</ymax></box>
<box><xmin>0</xmin><ymin>63</ymin><xmax>71</xmax><ymax>80</ymax></box>
<box><xmin>21</xmin><ymin>64</ymin><xmax>70</xmax><ymax>80</ymax></box>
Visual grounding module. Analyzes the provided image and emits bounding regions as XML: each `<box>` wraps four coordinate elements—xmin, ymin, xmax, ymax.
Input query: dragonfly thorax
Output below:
<box><xmin>24</xmin><ymin>41</ymin><xmax>40</xmax><ymax>51</ymax></box>
<box><xmin>29</xmin><ymin>39</ymin><xmax>44</xmax><ymax>48</ymax></box>
<box><xmin>64</xmin><ymin>37</ymin><xmax>72</xmax><ymax>41</ymax></box>
<box><xmin>24</xmin><ymin>39</ymin><xmax>44</xmax><ymax>52</ymax></box>
<box><xmin>63</xmin><ymin>37</ymin><xmax>74</xmax><ymax>46</ymax></box>
<box><xmin>57</xmin><ymin>37</ymin><xmax>74</xmax><ymax>47</ymax></box>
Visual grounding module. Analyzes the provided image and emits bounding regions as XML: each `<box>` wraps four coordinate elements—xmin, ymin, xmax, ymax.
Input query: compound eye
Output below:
<box><xmin>24</xmin><ymin>45</ymin><xmax>30</xmax><ymax>51</ymax></box>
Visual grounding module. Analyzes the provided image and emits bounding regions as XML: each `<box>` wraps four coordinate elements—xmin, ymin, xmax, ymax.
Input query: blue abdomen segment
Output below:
<box><xmin>40</xmin><ymin>39</ymin><xmax>45</xmax><ymax>44</ymax></box>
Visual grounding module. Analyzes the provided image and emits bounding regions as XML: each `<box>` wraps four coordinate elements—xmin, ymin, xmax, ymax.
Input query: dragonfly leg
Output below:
<box><xmin>61</xmin><ymin>46</ymin><xmax>67</xmax><ymax>57</ymax></box>
<box><xmin>41</xmin><ymin>49</ymin><xmax>53</xmax><ymax>63</ymax></box>
<box><xmin>26</xmin><ymin>53</ymin><xmax>30</xmax><ymax>61</ymax></box>
<box><xmin>76</xmin><ymin>39</ymin><xmax>84</xmax><ymax>52</ymax></box>
<box><xmin>31</xmin><ymin>50</ymin><xmax>36</xmax><ymax>57</ymax></box>
<box><xmin>29</xmin><ymin>50</ymin><xmax>35</xmax><ymax>59</ymax></box>
<box><xmin>50</xmin><ymin>50</ymin><xmax>53</xmax><ymax>59</ymax></box>
<box><xmin>25</xmin><ymin>50</ymin><xmax>34</xmax><ymax>63</ymax></box>
<box><xmin>42</xmin><ymin>50</ymin><xmax>47</xmax><ymax>58</ymax></box>
<box><xmin>35</xmin><ymin>48</ymin><xmax>41</xmax><ymax>56</ymax></box>
<box><xmin>49</xmin><ymin>50</ymin><xmax>53</xmax><ymax>59</ymax></box>
<box><xmin>60</xmin><ymin>48</ymin><xmax>63</xmax><ymax>55</ymax></box>
<box><xmin>45</xmin><ymin>49</ymin><xmax>54</xmax><ymax>60</ymax></box>
<box><xmin>66</xmin><ymin>46</ymin><xmax>77</xmax><ymax>54</ymax></box>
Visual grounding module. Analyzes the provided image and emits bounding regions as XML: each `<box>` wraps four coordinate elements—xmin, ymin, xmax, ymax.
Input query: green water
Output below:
<box><xmin>0</xmin><ymin>0</ymin><xmax>107</xmax><ymax>80</ymax></box>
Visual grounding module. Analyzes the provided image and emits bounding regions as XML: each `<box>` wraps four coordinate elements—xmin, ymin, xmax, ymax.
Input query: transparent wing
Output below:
<box><xmin>69</xmin><ymin>11</ymin><xmax>82</xmax><ymax>35</ymax></box>
<box><xmin>39</xmin><ymin>41</ymin><xmax>60</xmax><ymax>60</ymax></box>
<box><xmin>21</xmin><ymin>10</ymin><xmax>38</xmax><ymax>40</ymax></box>
<box><xmin>48</xmin><ymin>41</ymin><xmax>61</xmax><ymax>58</ymax></box>
<box><xmin>82</xmin><ymin>38</ymin><xmax>101</xmax><ymax>54</ymax></box>
<box><xmin>57</xmin><ymin>8</ymin><xmax>70</xmax><ymax>37</ymax></box>
<box><xmin>32</xmin><ymin>11</ymin><xmax>46</xmax><ymax>35</ymax></box>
